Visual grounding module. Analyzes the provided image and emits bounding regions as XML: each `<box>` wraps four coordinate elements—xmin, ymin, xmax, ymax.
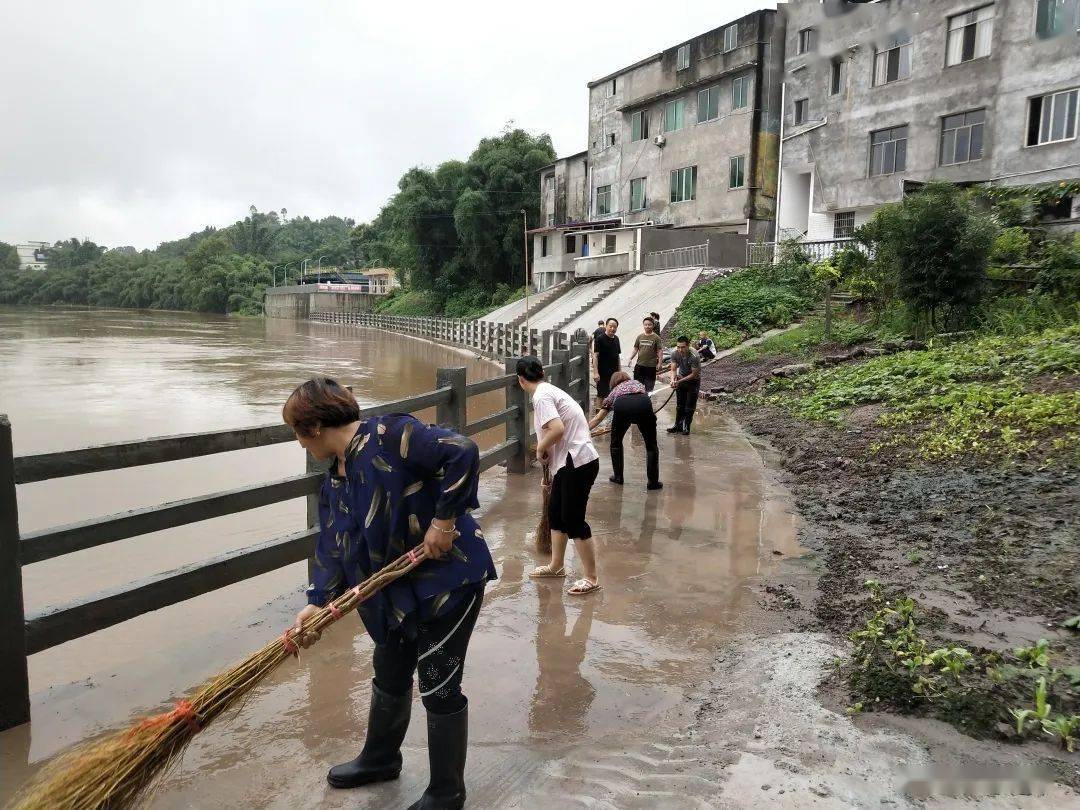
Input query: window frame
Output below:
<box><xmin>676</xmin><ymin>44</ymin><xmax>691</xmax><ymax>71</ymax></box>
<box><xmin>732</xmin><ymin>75</ymin><xmax>750</xmax><ymax>109</ymax></box>
<box><xmin>829</xmin><ymin>58</ymin><xmax>843</xmax><ymax>95</ymax></box>
<box><xmin>664</xmin><ymin>98</ymin><xmax>686</xmax><ymax>133</ymax></box>
<box><xmin>596</xmin><ymin>185</ymin><xmax>613</xmax><ymax>216</ymax></box>
<box><xmin>945</xmin><ymin>4</ymin><xmax>995</xmax><ymax>67</ymax></box>
<box><xmin>604</xmin><ymin>234</ymin><xmax>617</xmax><ymax>254</ymax></box>
<box><xmin>729</xmin><ymin>155</ymin><xmax>746</xmax><ymax>189</ymax></box>
<box><xmin>873</xmin><ymin>35</ymin><xmax>913</xmax><ymax>86</ymax></box>
<box><xmin>565</xmin><ymin>234</ymin><xmax>576</xmax><ymax>254</ymax></box>
<box><xmin>697</xmin><ymin>86</ymin><xmax>720</xmax><ymax>123</ymax></box>
<box><xmin>1026</xmin><ymin>87</ymin><xmax>1079</xmax><ymax>146</ymax></box>
<box><xmin>797</xmin><ymin>28</ymin><xmax>815</xmax><ymax>55</ymax></box>
<box><xmin>541</xmin><ymin>235</ymin><xmax>549</xmax><ymax>258</ymax></box>
<box><xmin>630</xmin><ymin>110</ymin><xmax>649</xmax><ymax>142</ymax></box>
<box><xmin>1035</xmin><ymin>0</ymin><xmax>1080</xmax><ymax>39</ymax></box>
<box><xmin>833</xmin><ymin>212</ymin><xmax>856</xmax><ymax>239</ymax></box>
<box><xmin>629</xmin><ymin>177</ymin><xmax>647</xmax><ymax>212</ymax></box>
<box><xmin>939</xmin><ymin>108</ymin><xmax>986</xmax><ymax>165</ymax></box>
<box><xmin>669</xmin><ymin>165</ymin><xmax>697</xmax><ymax>203</ymax></box>
<box><xmin>608</xmin><ymin>78</ymin><xmax>617</xmax><ymax>97</ymax></box>
<box><xmin>868</xmin><ymin>125</ymin><xmax>909</xmax><ymax>177</ymax></box>
<box><xmin>794</xmin><ymin>98</ymin><xmax>809</xmax><ymax>125</ymax></box>
<box><xmin>723</xmin><ymin>24</ymin><xmax>738</xmax><ymax>53</ymax></box>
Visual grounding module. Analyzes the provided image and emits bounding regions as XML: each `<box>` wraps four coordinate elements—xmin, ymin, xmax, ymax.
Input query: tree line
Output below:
<box><xmin>0</xmin><ymin>126</ymin><xmax>555</xmax><ymax>318</ymax></box>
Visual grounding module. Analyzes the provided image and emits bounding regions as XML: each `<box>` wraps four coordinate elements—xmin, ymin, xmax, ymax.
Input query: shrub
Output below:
<box><xmin>864</xmin><ymin>182</ymin><xmax>995</xmax><ymax>330</ymax></box>
<box><xmin>1036</xmin><ymin>233</ymin><xmax>1080</xmax><ymax>300</ymax></box>
<box><xmin>990</xmin><ymin>227</ymin><xmax>1031</xmax><ymax>266</ymax></box>
<box><xmin>674</xmin><ymin>269</ymin><xmax>814</xmax><ymax>340</ymax></box>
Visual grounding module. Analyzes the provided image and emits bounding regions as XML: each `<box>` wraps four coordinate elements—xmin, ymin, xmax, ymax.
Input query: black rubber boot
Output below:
<box><xmin>681</xmin><ymin>412</ymin><xmax>694</xmax><ymax>435</ymax></box>
<box><xmin>327</xmin><ymin>681</ymin><xmax>412</xmax><ymax>789</ymax></box>
<box><xmin>407</xmin><ymin>701</ymin><xmax>468</xmax><ymax>810</ymax></box>
<box><xmin>609</xmin><ymin>439</ymin><xmax>624</xmax><ymax>484</ymax></box>
<box><xmin>645</xmin><ymin>446</ymin><xmax>660</xmax><ymax>488</ymax></box>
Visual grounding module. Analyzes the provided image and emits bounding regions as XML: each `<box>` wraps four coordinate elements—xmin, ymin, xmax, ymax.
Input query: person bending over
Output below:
<box><xmin>518</xmin><ymin>357</ymin><xmax>603</xmax><ymax>596</ymax></box>
<box><xmin>589</xmin><ymin>370</ymin><xmax>662</xmax><ymax>490</ymax></box>
<box><xmin>286</xmin><ymin>377</ymin><xmax>496</xmax><ymax>810</ymax></box>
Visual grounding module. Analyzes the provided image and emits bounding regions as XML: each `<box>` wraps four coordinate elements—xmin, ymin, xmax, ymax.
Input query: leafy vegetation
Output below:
<box><xmin>764</xmin><ymin>326</ymin><xmax>1080</xmax><ymax>460</ymax></box>
<box><xmin>737</xmin><ymin>316</ymin><xmax>873</xmax><ymax>360</ymax></box>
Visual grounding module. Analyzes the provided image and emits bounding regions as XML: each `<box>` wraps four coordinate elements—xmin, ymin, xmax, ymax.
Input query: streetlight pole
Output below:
<box><xmin>300</xmin><ymin>258</ymin><xmax>311</xmax><ymax>284</ymax></box>
<box><xmin>283</xmin><ymin>262</ymin><xmax>294</xmax><ymax>286</ymax></box>
<box><xmin>521</xmin><ymin>209</ymin><xmax>529</xmax><ymax>337</ymax></box>
<box><xmin>316</xmin><ymin>255</ymin><xmax>328</xmax><ymax>285</ymax></box>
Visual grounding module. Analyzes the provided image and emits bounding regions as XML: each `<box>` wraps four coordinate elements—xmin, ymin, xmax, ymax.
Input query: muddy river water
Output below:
<box><xmin>0</xmin><ymin>307</ymin><xmax>801</xmax><ymax>808</ymax></box>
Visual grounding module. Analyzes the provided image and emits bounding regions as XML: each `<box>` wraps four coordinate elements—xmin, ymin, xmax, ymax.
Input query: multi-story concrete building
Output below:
<box><xmin>531</xmin><ymin>9</ymin><xmax>786</xmax><ymax>290</ymax></box>
<box><xmin>777</xmin><ymin>0</ymin><xmax>1080</xmax><ymax>249</ymax></box>
<box><xmin>15</xmin><ymin>242</ymin><xmax>48</xmax><ymax>271</ymax></box>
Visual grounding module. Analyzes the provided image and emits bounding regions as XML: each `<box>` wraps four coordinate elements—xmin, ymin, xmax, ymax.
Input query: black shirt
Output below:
<box><xmin>593</xmin><ymin>332</ymin><xmax>621</xmax><ymax>372</ymax></box>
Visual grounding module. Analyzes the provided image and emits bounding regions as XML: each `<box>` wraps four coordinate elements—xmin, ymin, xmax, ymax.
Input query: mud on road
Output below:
<box><xmin>698</xmin><ymin>345</ymin><xmax>1080</xmax><ymax>796</ymax></box>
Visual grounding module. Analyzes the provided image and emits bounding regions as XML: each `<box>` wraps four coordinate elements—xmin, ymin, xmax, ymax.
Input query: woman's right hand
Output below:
<box><xmin>293</xmin><ymin>604</ymin><xmax>322</xmax><ymax>649</ymax></box>
<box><xmin>593</xmin><ymin>372</ymin><xmax>600</xmax><ymax>383</ymax></box>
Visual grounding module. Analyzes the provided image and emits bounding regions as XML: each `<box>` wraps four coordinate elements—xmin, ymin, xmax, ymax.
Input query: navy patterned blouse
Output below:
<box><xmin>306</xmin><ymin>414</ymin><xmax>498</xmax><ymax>644</ymax></box>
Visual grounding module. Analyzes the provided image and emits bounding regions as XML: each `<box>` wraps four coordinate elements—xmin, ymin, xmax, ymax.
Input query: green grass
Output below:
<box><xmin>673</xmin><ymin>269</ymin><xmax>815</xmax><ymax>344</ymax></box>
<box><xmin>737</xmin><ymin>317</ymin><xmax>874</xmax><ymax>361</ymax></box>
<box><xmin>765</xmin><ymin>325</ymin><xmax>1080</xmax><ymax>460</ymax></box>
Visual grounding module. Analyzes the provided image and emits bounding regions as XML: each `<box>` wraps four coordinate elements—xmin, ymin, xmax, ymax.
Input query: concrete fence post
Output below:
<box><xmin>541</xmin><ymin>330</ymin><xmax>553</xmax><ymax>364</ymax></box>
<box><xmin>571</xmin><ymin>337</ymin><xmax>590</xmax><ymax>414</ymax></box>
<box><xmin>0</xmin><ymin>416</ymin><xmax>30</xmax><ymax>731</ymax></box>
<box><xmin>502</xmin><ymin>360</ymin><xmax>529</xmax><ymax>474</ymax></box>
<box><xmin>550</xmin><ymin>348</ymin><xmax>570</xmax><ymax>393</ymax></box>
<box><xmin>435</xmin><ymin>367</ymin><xmax>467</xmax><ymax>432</ymax></box>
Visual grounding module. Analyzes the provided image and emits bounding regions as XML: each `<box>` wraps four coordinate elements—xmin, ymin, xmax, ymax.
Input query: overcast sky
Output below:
<box><xmin>0</xmin><ymin>1</ymin><xmax>773</xmax><ymax>249</ymax></box>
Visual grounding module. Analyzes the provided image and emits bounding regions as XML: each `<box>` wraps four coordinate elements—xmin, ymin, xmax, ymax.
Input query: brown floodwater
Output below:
<box><xmin>0</xmin><ymin>307</ymin><xmax>801</xmax><ymax>808</ymax></box>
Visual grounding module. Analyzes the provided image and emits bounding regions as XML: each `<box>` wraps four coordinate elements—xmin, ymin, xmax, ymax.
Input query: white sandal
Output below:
<box><xmin>568</xmin><ymin>578</ymin><xmax>601</xmax><ymax>595</ymax></box>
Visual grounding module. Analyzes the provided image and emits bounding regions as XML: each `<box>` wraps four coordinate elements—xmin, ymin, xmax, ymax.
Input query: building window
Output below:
<box><xmin>946</xmin><ymin>5</ymin><xmax>994</xmax><ymax>66</ymax></box>
<box><xmin>873</xmin><ymin>34</ymin><xmax>912</xmax><ymax>85</ymax></box>
<box><xmin>596</xmin><ymin>185</ymin><xmax>612</xmax><ymax>216</ymax></box>
<box><xmin>676</xmin><ymin>44</ymin><xmax>691</xmax><ymax>70</ymax></box>
<box><xmin>565</xmin><ymin>234</ymin><xmax>576</xmax><ymax>253</ymax></box>
<box><xmin>670</xmin><ymin>166</ymin><xmax>697</xmax><ymax>202</ymax></box>
<box><xmin>830</xmin><ymin>58</ymin><xmax>843</xmax><ymax>95</ymax></box>
<box><xmin>798</xmin><ymin>28</ymin><xmax>815</xmax><ymax>55</ymax></box>
<box><xmin>546</xmin><ymin>213</ymin><xmax>555</xmax><ymax>227</ymax></box>
<box><xmin>541</xmin><ymin>235</ymin><xmax>549</xmax><ymax>257</ymax></box>
<box><xmin>664</xmin><ymin>98</ymin><xmax>686</xmax><ymax>132</ymax></box>
<box><xmin>697</xmin><ymin>86</ymin><xmax>720</xmax><ymax>122</ymax></box>
<box><xmin>869</xmin><ymin>125</ymin><xmax>908</xmax><ymax>176</ymax></box>
<box><xmin>544</xmin><ymin>173</ymin><xmax>554</xmax><ymax>191</ymax></box>
<box><xmin>794</xmin><ymin>98</ymin><xmax>809</xmax><ymax>125</ymax></box>
<box><xmin>729</xmin><ymin>155</ymin><xmax>746</xmax><ymax>189</ymax></box>
<box><xmin>833</xmin><ymin>212</ymin><xmax>856</xmax><ymax>238</ymax></box>
<box><xmin>605</xmin><ymin>234</ymin><xmax>617</xmax><ymax>254</ymax></box>
<box><xmin>1027</xmin><ymin>88</ymin><xmax>1078</xmax><ymax>145</ymax></box>
<box><xmin>608</xmin><ymin>78</ymin><xmax>617</xmax><ymax>97</ymax></box>
<box><xmin>940</xmin><ymin>109</ymin><xmax>985</xmax><ymax>165</ymax></box>
<box><xmin>1036</xmin><ymin>0</ymin><xmax>1079</xmax><ymax>39</ymax></box>
<box><xmin>608</xmin><ymin>132</ymin><xmax>616</xmax><ymax>147</ymax></box>
<box><xmin>724</xmin><ymin>24</ymin><xmax>738</xmax><ymax>53</ymax></box>
<box><xmin>732</xmin><ymin>75</ymin><xmax>750</xmax><ymax>109</ymax></box>
<box><xmin>630</xmin><ymin>177</ymin><xmax>647</xmax><ymax>211</ymax></box>
<box><xmin>1040</xmin><ymin>194</ymin><xmax>1074</xmax><ymax>220</ymax></box>
<box><xmin>631</xmin><ymin>110</ymin><xmax>649</xmax><ymax>141</ymax></box>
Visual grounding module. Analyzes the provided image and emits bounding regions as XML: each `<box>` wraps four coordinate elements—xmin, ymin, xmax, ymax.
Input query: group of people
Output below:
<box><xmin>280</xmin><ymin>321</ymin><xmax>718</xmax><ymax>808</ymax></box>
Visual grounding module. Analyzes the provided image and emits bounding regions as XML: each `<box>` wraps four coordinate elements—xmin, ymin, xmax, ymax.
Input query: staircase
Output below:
<box><xmin>551</xmin><ymin>274</ymin><xmax>635</xmax><ymax>333</ymax></box>
<box><xmin>505</xmin><ymin>278</ymin><xmax>576</xmax><ymax>329</ymax></box>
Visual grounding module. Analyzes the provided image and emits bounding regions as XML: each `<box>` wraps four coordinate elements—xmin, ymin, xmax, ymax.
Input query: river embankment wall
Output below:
<box><xmin>264</xmin><ymin>286</ymin><xmax>381</xmax><ymax>319</ymax></box>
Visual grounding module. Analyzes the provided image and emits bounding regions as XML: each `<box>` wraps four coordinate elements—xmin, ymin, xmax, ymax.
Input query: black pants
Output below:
<box><xmin>611</xmin><ymin>393</ymin><xmax>659</xmax><ymax>485</ymax></box>
<box><xmin>373</xmin><ymin>586</ymin><xmax>483</xmax><ymax>715</ymax></box>
<box><xmin>675</xmin><ymin>382</ymin><xmax>700</xmax><ymax>431</ymax></box>
<box><xmin>549</xmin><ymin>454</ymin><xmax>600</xmax><ymax>540</ymax></box>
<box><xmin>596</xmin><ymin>367</ymin><xmax>617</xmax><ymax>401</ymax></box>
<box><xmin>633</xmin><ymin>364</ymin><xmax>657</xmax><ymax>392</ymax></box>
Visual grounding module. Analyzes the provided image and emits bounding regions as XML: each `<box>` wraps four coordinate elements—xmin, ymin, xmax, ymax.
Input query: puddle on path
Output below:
<box><xmin>1</xmin><ymin>405</ymin><xmax>801</xmax><ymax>808</ymax></box>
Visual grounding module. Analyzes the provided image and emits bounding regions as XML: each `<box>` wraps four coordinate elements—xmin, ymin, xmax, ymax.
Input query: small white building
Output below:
<box><xmin>16</xmin><ymin>242</ymin><xmax>48</xmax><ymax>271</ymax></box>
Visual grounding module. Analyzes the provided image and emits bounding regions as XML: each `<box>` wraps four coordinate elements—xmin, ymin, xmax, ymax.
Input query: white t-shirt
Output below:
<box><xmin>531</xmin><ymin>381</ymin><xmax>599</xmax><ymax>477</ymax></box>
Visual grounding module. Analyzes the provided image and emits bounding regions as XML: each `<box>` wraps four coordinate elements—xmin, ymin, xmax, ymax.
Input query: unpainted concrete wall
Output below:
<box><xmin>641</xmin><ymin>228</ymin><xmax>748</xmax><ymax>267</ymax></box>
<box><xmin>264</xmin><ymin>287</ymin><xmax>381</xmax><ymax>319</ymax></box>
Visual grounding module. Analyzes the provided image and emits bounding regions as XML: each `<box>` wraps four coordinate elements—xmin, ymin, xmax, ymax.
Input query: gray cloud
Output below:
<box><xmin>0</xmin><ymin>0</ymin><xmax>770</xmax><ymax>248</ymax></box>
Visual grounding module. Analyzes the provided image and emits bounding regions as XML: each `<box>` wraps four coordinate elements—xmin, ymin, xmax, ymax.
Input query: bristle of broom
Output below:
<box><xmin>535</xmin><ymin>463</ymin><xmax>552</xmax><ymax>553</ymax></box>
<box><xmin>10</xmin><ymin>548</ymin><xmax>429</xmax><ymax>810</ymax></box>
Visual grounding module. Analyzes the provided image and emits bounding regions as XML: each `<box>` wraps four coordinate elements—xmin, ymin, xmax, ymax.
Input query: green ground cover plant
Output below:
<box><xmin>764</xmin><ymin>326</ymin><xmax>1080</xmax><ymax>460</ymax></box>
<box><xmin>737</xmin><ymin>316</ymin><xmax>873</xmax><ymax>360</ymax></box>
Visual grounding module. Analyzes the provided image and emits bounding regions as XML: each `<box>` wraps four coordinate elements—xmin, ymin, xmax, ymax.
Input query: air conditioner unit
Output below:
<box><xmin>654</xmin><ymin>134</ymin><xmax>666</xmax><ymax>147</ymax></box>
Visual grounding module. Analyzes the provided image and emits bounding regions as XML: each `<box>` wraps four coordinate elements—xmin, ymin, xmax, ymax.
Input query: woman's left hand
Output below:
<box><xmin>423</xmin><ymin>520</ymin><xmax>458</xmax><ymax>560</ymax></box>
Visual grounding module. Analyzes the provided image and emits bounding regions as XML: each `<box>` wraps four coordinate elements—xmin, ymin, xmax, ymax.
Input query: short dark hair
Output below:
<box><xmin>676</xmin><ymin>335</ymin><xmax>690</xmax><ymax>345</ymax></box>
<box><xmin>283</xmin><ymin>377</ymin><xmax>360</xmax><ymax>438</ymax></box>
<box><xmin>597</xmin><ymin>320</ymin><xmax>605</xmax><ymax>326</ymax></box>
<box><xmin>643</xmin><ymin>317</ymin><xmax>655</xmax><ymax>326</ymax></box>
<box><xmin>516</xmin><ymin>356</ymin><xmax>545</xmax><ymax>382</ymax></box>
<box><xmin>605</xmin><ymin>317</ymin><xmax>619</xmax><ymax>326</ymax></box>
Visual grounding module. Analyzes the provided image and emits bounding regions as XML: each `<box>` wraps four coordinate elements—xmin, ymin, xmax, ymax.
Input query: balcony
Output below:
<box><xmin>574</xmin><ymin>251</ymin><xmax>633</xmax><ymax>279</ymax></box>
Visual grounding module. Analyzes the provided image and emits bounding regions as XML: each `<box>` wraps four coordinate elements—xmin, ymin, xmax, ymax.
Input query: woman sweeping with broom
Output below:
<box><xmin>287</xmin><ymin>377</ymin><xmax>497</xmax><ymax>810</ymax></box>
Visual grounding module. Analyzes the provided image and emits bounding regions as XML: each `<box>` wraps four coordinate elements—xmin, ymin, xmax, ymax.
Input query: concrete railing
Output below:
<box><xmin>573</xmin><ymin>252</ymin><xmax>633</xmax><ymax>279</ymax></box>
<box><xmin>0</xmin><ymin>344</ymin><xmax>592</xmax><ymax>730</ymax></box>
<box><xmin>309</xmin><ymin>311</ymin><xmax>575</xmax><ymax>364</ymax></box>
<box><xmin>747</xmin><ymin>238</ymin><xmax>867</xmax><ymax>267</ymax></box>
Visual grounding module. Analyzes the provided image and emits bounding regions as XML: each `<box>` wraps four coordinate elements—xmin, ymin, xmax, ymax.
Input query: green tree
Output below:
<box><xmin>863</xmin><ymin>182</ymin><xmax>994</xmax><ymax>329</ymax></box>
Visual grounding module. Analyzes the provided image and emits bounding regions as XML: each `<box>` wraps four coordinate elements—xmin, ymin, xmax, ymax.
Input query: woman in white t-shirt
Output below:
<box><xmin>516</xmin><ymin>357</ymin><xmax>602</xmax><ymax>595</ymax></box>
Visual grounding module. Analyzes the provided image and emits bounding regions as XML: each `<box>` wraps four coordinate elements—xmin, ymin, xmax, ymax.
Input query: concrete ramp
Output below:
<box><xmin>481</xmin><ymin>294</ymin><xmax>530</xmax><ymax>324</ymax></box>
<box><xmin>527</xmin><ymin>279</ymin><xmax>618</xmax><ymax>333</ymax></box>
<box><xmin>562</xmin><ymin>268</ymin><xmax>702</xmax><ymax>362</ymax></box>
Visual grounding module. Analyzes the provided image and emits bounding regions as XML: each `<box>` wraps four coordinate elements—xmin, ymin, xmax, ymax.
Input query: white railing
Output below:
<box><xmin>643</xmin><ymin>243</ymin><xmax>708</xmax><ymax>271</ymax></box>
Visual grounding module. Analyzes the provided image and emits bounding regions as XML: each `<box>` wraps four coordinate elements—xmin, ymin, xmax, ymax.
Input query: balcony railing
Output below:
<box><xmin>747</xmin><ymin>238</ymin><xmax>867</xmax><ymax>266</ymax></box>
<box><xmin>643</xmin><ymin>243</ymin><xmax>708</xmax><ymax>271</ymax></box>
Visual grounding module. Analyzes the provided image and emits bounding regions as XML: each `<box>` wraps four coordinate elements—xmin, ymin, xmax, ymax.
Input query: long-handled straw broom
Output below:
<box><xmin>10</xmin><ymin>546</ymin><xmax>431</xmax><ymax>810</ymax></box>
<box><xmin>535</xmin><ymin>462</ymin><xmax>552</xmax><ymax>553</ymax></box>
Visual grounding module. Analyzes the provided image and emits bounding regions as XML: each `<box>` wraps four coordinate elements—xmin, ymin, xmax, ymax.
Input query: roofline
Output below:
<box><xmin>586</xmin><ymin>8</ymin><xmax>774</xmax><ymax>89</ymax></box>
<box><xmin>537</xmin><ymin>149</ymin><xmax>590</xmax><ymax>171</ymax></box>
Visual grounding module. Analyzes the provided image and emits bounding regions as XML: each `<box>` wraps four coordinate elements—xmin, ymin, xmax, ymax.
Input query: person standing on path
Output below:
<box><xmin>627</xmin><ymin>316</ymin><xmax>663</xmax><ymax>392</ymax></box>
<box><xmin>591</xmin><ymin>317</ymin><xmax>621</xmax><ymax>408</ymax></box>
<box><xmin>667</xmin><ymin>336</ymin><xmax>701</xmax><ymax>436</ymax></box>
<box><xmin>517</xmin><ymin>357</ymin><xmax>603</xmax><ymax>596</ymax></box>
<box><xmin>285</xmin><ymin>377</ymin><xmax>496</xmax><ymax>810</ymax></box>
<box><xmin>589</xmin><ymin>371</ymin><xmax>662</xmax><ymax>490</ymax></box>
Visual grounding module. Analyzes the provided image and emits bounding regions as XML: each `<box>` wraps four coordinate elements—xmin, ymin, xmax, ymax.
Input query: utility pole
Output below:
<box><xmin>521</xmin><ymin>209</ymin><xmax>529</xmax><ymax>338</ymax></box>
